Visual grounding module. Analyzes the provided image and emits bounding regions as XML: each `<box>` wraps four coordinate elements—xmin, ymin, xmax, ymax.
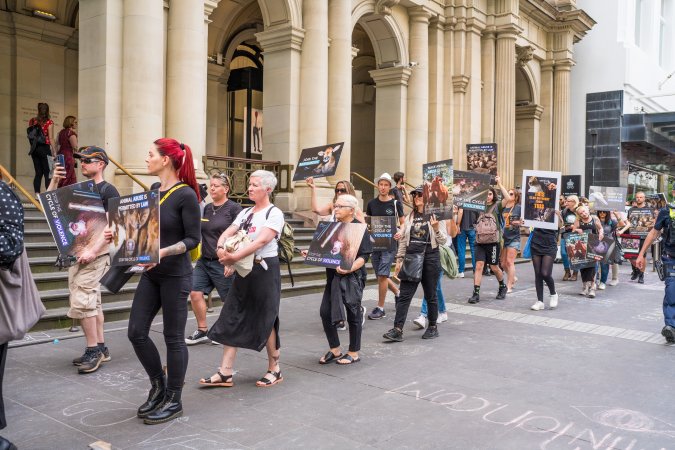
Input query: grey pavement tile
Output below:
<box><xmin>253</xmin><ymin>425</ymin><xmax>372</xmax><ymax>449</ymax></box>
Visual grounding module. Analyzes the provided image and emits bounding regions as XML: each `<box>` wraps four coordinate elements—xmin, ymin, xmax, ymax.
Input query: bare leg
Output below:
<box><xmin>189</xmin><ymin>291</ymin><xmax>208</xmax><ymax>330</ymax></box>
<box><xmin>257</xmin><ymin>329</ymin><xmax>281</xmax><ymax>385</ymax></box>
<box><xmin>504</xmin><ymin>248</ymin><xmax>517</xmax><ymax>289</ymax></box>
<box><xmin>377</xmin><ymin>276</ymin><xmax>388</xmax><ymax>308</ymax></box>
<box><xmin>474</xmin><ymin>261</ymin><xmax>485</xmax><ymax>286</ymax></box>
<box><xmin>80</xmin><ymin>316</ymin><xmax>98</xmax><ymax>348</ymax></box>
<box><xmin>96</xmin><ymin>310</ymin><xmax>105</xmax><ymax>343</ymax></box>
<box><xmin>489</xmin><ymin>264</ymin><xmax>504</xmax><ymax>282</ymax></box>
<box><xmin>387</xmin><ymin>278</ymin><xmax>400</xmax><ymax>296</ymax></box>
<box><xmin>218</xmin><ymin>345</ymin><xmax>238</xmax><ymax>376</ymax></box>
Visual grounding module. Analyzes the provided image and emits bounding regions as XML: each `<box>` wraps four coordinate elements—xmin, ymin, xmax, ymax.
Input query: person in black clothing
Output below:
<box><xmin>529</xmin><ymin>226</ymin><xmax>561</xmax><ymax>311</ymax></box>
<box><xmin>316</xmin><ymin>194</ymin><xmax>372</xmax><ymax>365</ymax></box>
<box><xmin>391</xmin><ymin>171</ymin><xmax>410</xmax><ymax>205</ymax></box>
<box><xmin>124</xmin><ymin>138</ymin><xmax>201</xmax><ymax>425</ymax></box>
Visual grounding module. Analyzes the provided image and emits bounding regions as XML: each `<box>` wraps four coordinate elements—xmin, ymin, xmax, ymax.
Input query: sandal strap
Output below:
<box><xmin>202</xmin><ymin>371</ymin><xmax>232</xmax><ymax>383</ymax></box>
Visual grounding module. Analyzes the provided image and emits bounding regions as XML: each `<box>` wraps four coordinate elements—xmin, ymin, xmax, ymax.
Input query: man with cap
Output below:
<box><xmin>366</xmin><ymin>173</ymin><xmax>405</xmax><ymax>319</ymax></box>
<box><xmin>48</xmin><ymin>146</ymin><xmax>120</xmax><ymax>373</ymax></box>
<box><xmin>636</xmin><ymin>184</ymin><xmax>675</xmax><ymax>343</ymax></box>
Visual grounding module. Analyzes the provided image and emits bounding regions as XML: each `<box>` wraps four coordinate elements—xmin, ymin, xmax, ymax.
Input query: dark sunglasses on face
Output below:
<box><xmin>82</xmin><ymin>158</ymin><xmax>101</xmax><ymax>164</ymax></box>
<box><xmin>411</xmin><ymin>192</ymin><xmax>423</xmax><ymax>198</ymax></box>
<box><xmin>335</xmin><ymin>188</ymin><xmax>347</xmax><ymax>194</ymax></box>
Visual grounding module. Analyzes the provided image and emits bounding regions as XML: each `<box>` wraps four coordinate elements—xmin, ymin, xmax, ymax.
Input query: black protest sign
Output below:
<box><xmin>365</xmin><ymin>216</ymin><xmax>396</xmax><ymax>252</ymax></box>
<box><xmin>422</xmin><ymin>159</ymin><xmax>453</xmax><ymax>220</ymax></box>
<box><xmin>561</xmin><ymin>175</ymin><xmax>581</xmax><ymax>197</ymax></box>
<box><xmin>466</xmin><ymin>143</ymin><xmax>497</xmax><ymax>183</ymax></box>
<box><xmin>304</xmin><ymin>221</ymin><xmax>368</xmax><ymax>270</ymax></box>
<box><xmin>588</xmin><ymin>186</ymin><xmax>627</xmax><ymax>212</ymax></box>
<box><xmin>565</xmin><ymin>231</ymin><xmax>595</xmax><ymax>269</ymax></box>
<box><xmin>452</xmin><ymin>170</ymin><xmax>491</xmax><ymax>212</ymax></box>
<box><xmin>293</xmin><ymin>142</ymin><xmax>344</xmax><ymax>181</ymax></box>
<box><xmin>108</xmin><ymin>190</ymin><xmax>161</xmax><ymax>266</ymax></box>
<box><xmin>586</xmin><ymin>234</ymin><xmax>616</xmax><ymax>263</ymax></box>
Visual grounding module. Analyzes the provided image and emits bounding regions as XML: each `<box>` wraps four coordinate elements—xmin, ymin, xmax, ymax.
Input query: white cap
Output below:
<box><xmin>375</xmin><ymin>172</ymin><xmax>394</xmax><ymax>187</ymax></box>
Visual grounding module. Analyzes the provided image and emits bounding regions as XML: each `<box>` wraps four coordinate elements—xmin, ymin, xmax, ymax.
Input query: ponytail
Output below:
<box><xmin>154</xmin><ymin>138</ymin><xmax>201</xmax><ymax>201</ymax></box>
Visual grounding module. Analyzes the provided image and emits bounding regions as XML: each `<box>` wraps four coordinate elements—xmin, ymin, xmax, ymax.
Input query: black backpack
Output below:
<box><xmin>27</xmin><ymin>122</ymin><xmax>46</xmax><ymax>155</ymax></box>
<box><xmin>0</xmin><ymin>182</ymin><xmax>24</xmax><ymax>268</ymax></box>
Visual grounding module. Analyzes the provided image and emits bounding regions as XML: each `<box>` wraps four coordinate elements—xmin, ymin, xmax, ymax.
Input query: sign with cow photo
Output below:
<box><xmin>365</xmin><ymin>216</ymin><xmax>397</xmax><ymax>252</ymax></box>
<box><xmin>422</xmin><ymin>159</ymin><xmax>454</xmax><ymax>220</ymax></box>
<box><xmin>466</xmin><ymin>143</ymin><xmax>497</xmax><ymax>183</ymax></box>
<box><xmin>561</xmin><ymin>175</ymin><xmax>582</xmax><ymax>197</ymax></box>
<box><xmin>588</xmin><ymin>186</ymin><xmax>627</xmax><ymax>212</ymax></box>
<box><xmin>586</xmin><ymin>234</ymin><xmax>616</xmax><ymax>263</ymax></box>
<box><xmin>304</xmin><ymin>221</ymin><xmax>368</xmax><ymax>270</ymax></box>
<box><xmin>108</xmin><ymin>190</ymin><xmax>161</xmax><ymax>266</ymax></box>
<box><xmin>521</xmin><ymin>170</ymin><xmax>561</xmax><ymax>230</ymax></box>
<box><xmin>565</xmin><ymin>231</ymin><xmax>595</xmax><ymax>269</ymax></box>
<box><xmin>452</xmin><ymin>170</ymin><xmax>491</xmax><ymax>212</ymax></box>
<box><xmin>292</xmin><ymin>142</ymin><xmax>344</xmax><ymax>181</ymax></box>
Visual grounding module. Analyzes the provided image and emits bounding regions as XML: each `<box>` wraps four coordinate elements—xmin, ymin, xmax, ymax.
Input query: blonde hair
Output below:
<box><xmin>333</xmin><ymin>180</ymin><xmax>357</xmax><ymax>203</ymax></box>
<box><xmin>566</xmin><ymin>195</ymin><xmax>579</xmax><ymax>209</ymax></box>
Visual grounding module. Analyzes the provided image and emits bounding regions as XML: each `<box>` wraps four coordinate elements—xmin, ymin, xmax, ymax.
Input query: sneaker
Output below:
<box><xmin>580</xmin><ymin>283</ymin><xmax>589</xmax><ymax>296</ymax></box>
<box><xmin>458</xmin><ymin>272</ymin><xmax>465</xmax><ymax>278</ymax></box>
<box><xmin>360</xmin><ymin>305</ymin><xmax>366</xmax><ymax>326</ymax></box>
<box><xmin>75</xmin><ymin>347</ymin><xmax>111</xmax><ymax>365</ymax></box>
<box><xmin>597</xmin><ymin>282</ymin><xmax>606</xmax><ymax>290</ymax></box>
<box><xmin>185</xmin><ymin>329</ymin><xmax>210</xmax><ymax>345</ymax></box>
<box><xmin>368</xmin><ymin>307</ymin><xmax>386</xmax><ymax>320</ymax></box>
<box><xmin>638</xmin><ymin>273</ymin><xmax>644</xmax><ymax>284</ymax></box>
<box><xmin>549</xmin><ymin>294</ymin><xmax>559</xmax><ymax>309</ymax></box>
<box><xmin>662</xmin><ymin>325</ymin><xmax>675</xmax><ymax>343</ymax></box>
<box><xmin>337</xmin><ymin>321</ymin><xmax>347</xmax><ymax>331</ymax></box>
<box><xmin>530</xmin><ymin>301</ymin><xmax>545</xmax><ymax>311</ymax></box>
<box><xmin>437</xmin><ymin>312</ymin><xmax>448</xmax><ymax>323</ymax></box>
<box><xmin>78</xmin><ymin>348</ymin><xmax>103</xmax><ymax>374</ymax></box>
<box><xmin>468</xmin><ymin>293</ymin><xmax>480</xmax><ymax>304</ymax></box>
<box><xmin>383</xmin><ymin>328</ymin><xmax>404</xmax><ymax>342</ymax></box>
<box><xmin>588</xmin><ymin>286</ymin><xmax>596</xmax><ymax>298</ymax></box>
<box><xmin>496</xmin><ymin>285</ymin><xmax>507</xmax><ymax>300</ymax></box>
<box><xmin>608</xmin><ymin>279</ymin><xmax>619</xmax><ymax>286</ymax></box>
<box><xmin>422</xmin><ymin>326</ymin><xmax>439</xmax><ymax>340</ymax></box>
<box><xmin>412</xmin><ymin>315</ymin><xmax>427</xmax><ymax>329</ymax></box>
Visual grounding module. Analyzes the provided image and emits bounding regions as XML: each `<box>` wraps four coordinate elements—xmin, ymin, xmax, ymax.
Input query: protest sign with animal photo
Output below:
<box><xmin>588</xmin><ymin>186</ymin><xmax>627</xmax><ymax>212</ymax></box>
<box><xmin>108</xmin><ymin>190</ymin><xmax>161</xmax><ymax>266</ymax></box>
<box><xmin>521</xmin><ymin>170</ymin><xmax>561</xmax><ymax>230</ymax></box>
<box><xmin>586</xmin><ymin>234</ymin><xmax>616</xmax><ymax>263</ymax></box>
<box><xmin>38</xmin><ymin>180</ymin><xmax>108</xmax><ymax>259</ymax></box>
<box><xmin>452</xmin><ymin>170</ymin><xmax>491</xmax><ymax>212</ymax></box>
<box><xmin>422</xmin><ymin>159</ymin><xmax>453</xmax><ymax>220</ymax></box>
<box><xmin>293</xmin><ymin>142</ymin><xmax>344</xmax><ymax>181</ymax></box>
<box><xmin>627</xmin><ymin>207</ymin><xmax>655</xmax><ymax>237</ymax></box>
<box><xmin>619</xmin><ymin>234</ymin><xmax>642</xmax><ymax>259</ymax></box>
<box><xmin>466</xmin><ymin>143</ymin><xmax>497</xmax><ymax>182</ymax></box>
<box><xmin>565</xmin><ymin>231</ymin><xmax>595</xmax><ymax>269</ymax></box>
<box><xmin>365</xmin><ymin>216</ymin><xmax>396</xmax><ymax>252</ymax></box>
<box><xmin>645</xmin><ymin>193</ymin><xmax>667</xmax><ymax>211</ymax></box>
<box><xmin>304</xmin><ymin>221</ymin><xmax>368</xmax><ymax>270</ymax></box>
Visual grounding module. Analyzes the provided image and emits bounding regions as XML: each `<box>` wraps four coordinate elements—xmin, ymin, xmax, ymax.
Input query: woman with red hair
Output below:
<box><xmin>127</xmin><ymin>138</ymin><xmax>201</xmax><ymax>425</ymax></box>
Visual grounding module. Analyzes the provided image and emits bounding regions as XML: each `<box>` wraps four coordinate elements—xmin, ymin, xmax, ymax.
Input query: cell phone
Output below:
<box><xmin>55</xmin><ymin>154</ymin><xmax>65</xmax><ymax>167</ymax></box>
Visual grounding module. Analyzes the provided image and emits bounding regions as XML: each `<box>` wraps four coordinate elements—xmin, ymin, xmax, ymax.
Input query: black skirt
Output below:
<box><xmin>530</xmin><ymin>228</ymin><xmax>558</xmax><ymax>258</ymax></box>
<box><xmin>208</xmin><ymin>256</ymin><xmax>281</xmax><ymax>351</ymax></box>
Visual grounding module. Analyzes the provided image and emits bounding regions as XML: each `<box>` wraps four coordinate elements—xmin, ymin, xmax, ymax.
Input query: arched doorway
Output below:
<box><xmin>514</xmin><ymin>65</ymin><xmax>542</xmax><ymax>182</ymax></box>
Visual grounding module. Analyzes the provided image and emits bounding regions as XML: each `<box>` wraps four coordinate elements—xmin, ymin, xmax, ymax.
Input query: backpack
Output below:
<box><xmin>475</xmin><ymin>204</ymin><xmax>499</xmax><ymax>244</ymax></box>
<box><xmin>26</xmin><ymin>121</ymin><xmax>46</xmax><ymax>155</ymax></box>
<box><xmin>253</xmin><ymin>206</ymin><xmax>296</xmax><ymax>286</ymax></box>
<box><xmin>439</xmin><ymin>244</ymin><xmax>458</xmax><ymax>279</ymax></box>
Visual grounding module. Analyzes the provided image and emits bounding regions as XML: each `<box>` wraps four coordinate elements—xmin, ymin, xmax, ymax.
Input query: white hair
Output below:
<box><xmin>336</xmin><ymin>194</ymin><xmax>358</xmax><ymax>210</ymax></box>
<box><xmin>250</xmin><ymin>169</ymin><xmax>277</xmax><ymax>191</ymax></box>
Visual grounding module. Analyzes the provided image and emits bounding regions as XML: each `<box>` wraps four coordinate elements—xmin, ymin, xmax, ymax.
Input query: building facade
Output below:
<box><xmin>0</xmin><ymin>0</ymin><xmax>594</xmax><ymax>209</ymax></box>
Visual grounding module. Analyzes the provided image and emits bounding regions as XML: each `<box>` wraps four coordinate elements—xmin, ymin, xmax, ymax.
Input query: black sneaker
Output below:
<box><xmin>72</xmin><ymin>349</ymin><xmax>87</xmax><ymax>366</ymax></box>
<box><xmin>662</xmin><ymin>326</ymin><xmax>675</xmax><ymax>343</ymax></box>
<box><xmin>101</xmin><ymin>346</ymin><xmax>111</xmax><ymax>362</ymax></box>
<box><xmin>368</xmin><ymin>307</ymin><xmax>386</xmax><ymax>320</ymax></box>
<box><xmin>383</xmin><ymin>328</ymin><xmax>404</xmax><ymax>342</ymax></box>
<box><xmin>468</xmin><ymin>293</ymin><xmax>480</xmax><ymax>304</ymax></box>
<box><xmin>185</xmin><ymin>329</ymin><xmax>210</xmax><ymax>345</ymax></box>
<box><xmin>630</xmin><ymin>268</ymin><xmax>639</xmax><ymax>281</ymax></box>
<box><xmin>638</xmin><ymin>273</ymin><xmax>644</xmax><ymax>284</ymax></box>
<box><xmin>78</xmin><ymin>348</ymin><xmax>103</xmax><ymax>374</ymax></box>
<box><xmin>422</xmin><ymin>326</ymin><xmax>439</xmax><ymax>340</ymax></box>
<box><xmin>496</xmin><ymin>285</ymin><xmax>507</xmax><ymax>300</ymax></box>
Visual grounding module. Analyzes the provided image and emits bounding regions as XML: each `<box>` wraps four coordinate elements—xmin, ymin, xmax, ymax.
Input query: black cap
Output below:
<box><xmin>411</xmin><ymin>185</ymin><xmax>424</xmax><ymax>195</ymax></box>
<box><xmin>74</xmin><ymin>146</ymin><xmax>109</xmax><ymax>165</ymax></box>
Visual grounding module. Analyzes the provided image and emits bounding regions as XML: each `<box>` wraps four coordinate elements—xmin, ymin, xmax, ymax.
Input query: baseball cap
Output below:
<box><xmin>411</xmin><ymin>185</ymin><xmax>424</xmax><ymax>195</ymax></box>
<box><xmin>375</xmin><ymin>172</ymin><xmax>394</xmax><ymax>187</ymax></box>
<box><xmin>74</xmin><ymin>146</ymin><xmax>109</xmax><ymax>165</ymax></box>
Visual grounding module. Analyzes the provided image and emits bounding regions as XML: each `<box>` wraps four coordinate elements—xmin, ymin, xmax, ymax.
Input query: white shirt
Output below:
<box><xmin>232</xmin><ymin>205</ymin><xmax>285</xmax><ymax>258</ymax></box>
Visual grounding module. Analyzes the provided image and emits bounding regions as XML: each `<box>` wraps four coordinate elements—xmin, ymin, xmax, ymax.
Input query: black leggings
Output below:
<box><xmin>531</xmin><ymin>254</ymin><xmax>556</xmax><ymax>302</ymax></box>
<box><xmin>394</xmin><ymin>249</ymin><xmax>440</xmax><ymax>329</ymax></box>
<box><xmin>0</xmin><ymin>342</ymin><xmax>6</xmax><ymax>429</ymax></box>
<box><xmin>580</xmin><ymin>266</ymin><xmax>596</xmax><ymax>282</ymax></box>
<box><xmin>31</xmin><ymin>144</ymin><xmax>51</xmax><ymax>193</ymax></box>
<box><xmin>320</xmin><ymin>282</ymin><xmax>363</xmax><ymax>352</ymax></box>
<box><xmin>127</xmin><ymin>271</ymin><xmax>190</xmax><ymax>394</ymax></box>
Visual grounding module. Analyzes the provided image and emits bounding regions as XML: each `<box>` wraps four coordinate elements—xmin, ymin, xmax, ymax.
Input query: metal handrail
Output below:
<box><xmin>350</xmin><ymin>171</ymin><xmax>413</xmax><ymax>209</ymax></box>
<box><xmin>107</xmin><ymin>156</ymin><xmax>149</xmax><ymax>191</ymax></box>
<box><xmin>0</xmin><ymin>164</ymin><xmax>43</xmax><ymax>212</ymax></box>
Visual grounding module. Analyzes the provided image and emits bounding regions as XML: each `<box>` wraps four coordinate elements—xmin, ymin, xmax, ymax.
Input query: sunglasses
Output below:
<box><xmin>335</xmin><ymin>188</ymin><xmax>347</xmax><ymax>194</ymax></box>
<box><xmin>81</xmin><ymin>158</ymin><xmax>102</xmax><ymax>164</ymax></box>
<box><xmin>411</xmin><ymin>192</ymin><xmax>423</xmax><ymax>197</ymax></box>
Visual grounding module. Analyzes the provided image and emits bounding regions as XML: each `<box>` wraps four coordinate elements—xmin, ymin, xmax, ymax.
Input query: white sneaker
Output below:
<box><xmin>437</xmin><ymin>312</ymin><xmax>448</xmax><ymax>323</ymax></box>
<box><xmin>458</xmin><ymin>272</ymin><xmax>465</xmax><ymax>278</ymax></box>
<box><xmin>588</xmin><ymin>287</ymin><xmax>596</xmax><ymax>298</ymax></box>
<box><xmin>597</xmin><ymin>282</ymin><xmax>606</xmax><ymax>290</ymax></box>
<box><xmin>549</xmin><ymin>294</ymin><xmax>559</xmax><ymax>309</ymax></box>
<box><xmin>608</xmin><ymin>279</ymin><xmax>619</xmax><ymax>286</ymax></box>
<box><xmin>413</xmin><ymin>314</ymin><xmax>427</xmax><ymax>329</ymax></box>
<box><xmin>530</xmin><ymin>301</ymin><xmax>545</xmax><ymax>311</ymax></box>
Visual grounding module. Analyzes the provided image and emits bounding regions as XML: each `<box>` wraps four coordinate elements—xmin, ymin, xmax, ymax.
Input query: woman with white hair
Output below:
<box><xmin>200</xmin><ymin>170</ymin><xmax>285</xmax><ymax>388</ymax></box>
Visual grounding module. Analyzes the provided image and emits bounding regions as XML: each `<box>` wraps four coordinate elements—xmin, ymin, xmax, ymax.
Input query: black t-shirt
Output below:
<box><xmin>201</xmin><ymin>200</ymin><xmax>242</xmax><ymax>259</ymax></box>
<box><xmin>96</xmin><ymin>180</ymin><xmax>120</xmax><ymax>213</ymax></box>
<box><xmin>654</xmin><ymin>207</ymin><xmax>675</xmax><ymax>255</ymax></box>
<box><xmin>502</xmin><ymin>204</ymin><xmax>521</xmax><ymax>241</ymax></box>
<box><xmin>151</xmin><ymin>182</ymin><xmax>201</xmax><ymax>276</ymax></box>
<box><xmin>390</xmin><ymin>187</ymin><xmax>404</xmax><ymax>205</ymax></box>
<box><xmin>367</xmin><ymin>197</ymin><xmax>404</xmax><ymax>220</ymax></box>
<box><xmin>561</xmin><ymin>207</ymin><xmax>577</xmax><ymax>234</ymax></box>
<box><xmin>408</xmin><ymin>211</ymin><xmax>430</xmax><ymax>254</ymax></box>
<box><xmin>325</xmin><ymin>218</ymin><xmax>373</xmax><ymax>284</ymax></box>
<box><xmin>460</xmin><ymin>209</ymin><xmax>479</xmax><ymax>231</ymax></box>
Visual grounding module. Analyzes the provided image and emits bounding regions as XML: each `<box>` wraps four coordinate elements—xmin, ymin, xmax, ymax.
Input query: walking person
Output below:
<box><xmin>391</xmin><ymin>171</ymin><xmax>411</xmax><ymax>205</ymax></box>
<box><xmin>595</xmin><ymin>210</ymin><xmax>625</xmax><ymax>290</ymax></box>
<box><xmin>366</xmin><ymin>173</ymin><xmax>404</xmax><ymax>320</ymax></box>
<box><xmin>185</xmin><ymin>173</ymin><xmax>242</xmax><ymax>345</ymax></box>
<box><xmin>628</xmin><ymin>191</ymin><xmax>649</xmax><ymax>284</ymax></box>
<box><xmin>529</xmin><ymin>226</ymin><xmax>561</xmax><ymax>311</ymax></box>
<box><xmin>572</xmin><ymin>205</ymin><xmax>604</xmax><ymax>298</ymax></box>
<box><xmin>200</xmin><ymin>170</ymin><xmax>285</xmax><ymax>388</ymax></box>
<box><xmin>455</xmin><ymin>208</ymin><xmax>479</xmax><ymax>278</ymax></box>
<box><xmin>560</xmin><ymin>195</ymin><xmax>580</xmax><ymax>281</ymax></box>
<box><xmin>306</xmin><ymin>176</ymin><xmax>364</xmax><ymax>222</ymax></box>
<box><xmin>55</xmin><ymin>115</ymin><xmax>78</xmax><ymax>187</ymax></box>
<box><xmin>28</xmin><ymin>102</ymin><xmax>55</xmax><ymax>195</ymax></box>
<box><xmin>467</xmin><ymin>188</ymin><xmax>508</xmax><ymax>304</ymax></box>
<box><xmin>316</xmin><ymin>194</ymin><xmax>372</xmax><ymax>365</ymax></box>
<box><xmin>495</xmin><ymin>175</ymin><xmax>522</xmax><ymax>293</ymax></box>
<box><xmin>383</xmin><ymin>185</ymin><xmax>448</xmax><ymax>342</ymax></box>
<box><xmin>126</xmin><ymin>139</ymin><xmax>201</xmax><ymax>424</ymax></box>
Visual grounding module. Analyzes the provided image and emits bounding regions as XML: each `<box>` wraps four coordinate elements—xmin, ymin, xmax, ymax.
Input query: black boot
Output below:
<box><xmin>0</xmin><ymin>436</ymin><xmax>17</xmax><ymax>450</ymax></box>
<box><xmin>137</xmin><ymin>376</ymin><xmax>166</xmax><ymax>418</ymax></box>
<box><xmin>630</xmin><ymin>266</ymin><xmax>639</xmax><ymax>281</ymax></box>
<box><xmin>143</xmin><ymin>390</ymin><xmax>183</xmax><ymax>425</ymax></box>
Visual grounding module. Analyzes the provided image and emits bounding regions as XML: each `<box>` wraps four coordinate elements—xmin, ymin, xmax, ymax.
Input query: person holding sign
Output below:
<box><xmin>595</xmin><ymin>210</ymin><xmax>625</xmax><ymax>290</ymax></box>
<box><xmin>306</xmin><ymin>176</ymin><xmax>364</xmax><ymax>222</ymax></box>
<box><xmin>560</xmin><ymin>196</ymin><xmax>580</xmax><ymax>282</ymax></box>
<box><xmin>628</xmin><ymin>192</ymin><xmax>649</xmax><ymax>284</ymax></box>
<box><xmin>572</xmin><ymin>206</ymin><xmax>604</xmax><ymax>298</ymax></box>
<box><xmin>316</xmin><ymin>195</ymin><xmax>372</xmax><ymax>364</ymax></box>
<box><xmin>126</xmin><ymin>139</ymin><xmax>201</xmax><ymax>425</ymax></box>
<box><xmin>495</xmin><ymin>176</ymin><xmax>522</xmax><ymax>293</ymax></box>
<box><xmin>383</xmin><ymin>186</ymin><xmax>448</xmax><ymax>342</ymax></box>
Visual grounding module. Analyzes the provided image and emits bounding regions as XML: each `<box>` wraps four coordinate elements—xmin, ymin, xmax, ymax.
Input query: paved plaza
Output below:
<box><xmin>3</xmin><ymin>263</ymin><xmax>674</xmax><ymax>449</ymax></box>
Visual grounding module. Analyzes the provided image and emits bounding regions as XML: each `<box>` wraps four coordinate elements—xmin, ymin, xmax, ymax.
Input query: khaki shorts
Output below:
<box><xmin>67</xmin><ymin>255</ymin><xmax>109</xmax><ymax>319</ymax></box>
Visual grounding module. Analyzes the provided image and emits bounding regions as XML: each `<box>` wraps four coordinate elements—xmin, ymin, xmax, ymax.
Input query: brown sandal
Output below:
<box><xmin>199</xmin><ymin>371</ymin><xmax>234</xmax><ymax>387</ymax></box>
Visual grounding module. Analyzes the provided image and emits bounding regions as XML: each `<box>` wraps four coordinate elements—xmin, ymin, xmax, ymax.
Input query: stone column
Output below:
<box><xmin>370</xmin><ymin>67</ymin><xmax>412</xmax><ymax>181</ymax></box>
<box><xmin>406</xmin><ymin>7</ymin><xmax>432</xmax><ymax>184</ymax></box>
<box><xmin>463</xmin><ymin>18</ymin><xmax>484</xmax><ymax>165</ymax></box>
<box><xmin>327</xmin><ymin>0</ymin><xmax>352</xmax><ymax>184</ymax></box>
<box><xmin>442</xmin><ymin>20</ymin><xmax>455</xmax><ymax>161</ymax></box>
<box><xmin>493</xmin><ymin>27</ymin><xmax>518</xmax><ymax>188</ymax></box>
<box><xmin>481</xmin><ymin>29</ymin><xmax>496</xmax><ymax>143</ymax></box>
<box><xmin>552</xmin><ymin>60</ymin><xmax>573</xmax><ymax>174</ymax></box>
<box><xmin>538</xmin><ymin>60</ymin><xmax>554</xmax><ymax>171</ymax></box>
<box><xmin>452</xmin><ymin>17</ymin><xmax>467</xmax><ymax>167</ymax></box>
<box><xmin>428</xmin><ymin>16</ymin><xmax>445</xmax><ymax>163</ymax></box>
<box><xmin>121</xmin><ymin>0</ymin><xmax>164</xmax><ymax>186</ymax></box>
<box><xmin>206</xmin><ymin>63</ymin><xmax>228</xmax><ymax>156</ymax></box>
<box><xmin>255</xmin><ymin>25</ymin><xmax>304</xmax><ymax>210</ymax></box>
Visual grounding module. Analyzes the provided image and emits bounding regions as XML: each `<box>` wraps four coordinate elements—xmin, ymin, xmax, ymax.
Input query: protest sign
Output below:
<box><xmin>293</xmin><ymin>142</ymin><xmax>344</xmax><ymax>181</ymax></box>
<box><xmin>588</xmin><ymin>186</ymin><xmax>627</xmax><ymax>212</ymax></box>
<box><xmin>561</xmin><ymin>175</ymin><xmax>582</xmax><ymax>197</ymax></box>
<box><xmin>304</xmin><ymin>221</ymin><xmax>368</xmax><ymax>270</ymax></box>
<box><xmin>619</xmin><ymin>234</ymin><xmax>642</xmax><ymax>259</ymax></box>
<box><xmin>422</xmin><ymin>159</ymin><xmax>453</xmax><ymax>220</ymax></box>
<box><xmin>586</xmin><ymin>234</ymin><xmax>616</xmax><ymax>263</ymax></box>
<box><xmin>645</xmin><ymin>193</ymin><xmax>667</xmax><ymax>211</ymax></box>
<box><xmin>38</xmin><ymin>181</ymin><xmax>108</xmax><ymax>259</ymax></box>
<box><xmin>452</xmin><ymin>170</ymin><xmax>491</xmax><ymax>212</ymax></box>
<box><xmin>108</xmin><ymin>190</ymin><xmax>161</xmax><ymax>266</ymax></box>
<box><xmin>627</xmin><ymin>207</ymin><xmax>655</xmax><ymax>237</ymax></box>
<box><xmin>466</xmin><ymin>143</ymin><xmax>497</xmax><ymax>182</ymax></box>
<box><xmin>365</xmin><ymin>216</ymin><xmax>396</xmax><ymax>252</ymax></box>
<box><xmin>521</xmin><ymin>170</ymin><xmax>561</xmax><ymax>230</ymax></box>
<box><xmin>565</xmin><ymin>231</ymin><xmax>595</xmax><ymax>269</ymax></box>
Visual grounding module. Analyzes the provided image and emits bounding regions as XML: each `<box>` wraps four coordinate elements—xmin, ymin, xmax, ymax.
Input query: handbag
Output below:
<box><xmin>224</xmin><ymin>229</ymin><xmax>254</xmax><ymax>277</ymax></box>
<box><xmin>398</xmin><ymin>252</ymin><xmax>424</xmax><ymax>282</ymax></box>
<box><xmin>0</xmin><ymin>250</ymin><xmax>46</xmax><ymax>344</ymax></box>
<box><xmin>522</xmin><ymin>231</ymin><xmax>534</xmax><ymax>259</ymax></box>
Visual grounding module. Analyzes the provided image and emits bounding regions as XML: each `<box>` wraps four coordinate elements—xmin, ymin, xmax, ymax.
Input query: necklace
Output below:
<box><xmin>212</xmin><ymin>201</ymin><xmax>226</xmax><ymax>215</ymax></box>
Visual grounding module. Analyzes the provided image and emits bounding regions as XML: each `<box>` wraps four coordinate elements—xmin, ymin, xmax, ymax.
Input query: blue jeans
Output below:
<box><xmin>664</xmin><ymin>257</ymin><xmax>675</xmax><ymax>327</ymax></box>
<box><xmin>598</xmin><ymin>263</ymin><xmax>609</xmax><ymax>283</ymax></box>
<box><xmin>421</xmin><ymin>269</ymin><xmax>446</xmax><ymax>316</ymax></box>
<box><xmin>560</xmin><ymin>236</ymin><xmax>570</xmax><ymax>269</ymax></box>
<box><xmin>455</xmin><ymin>229</ymin><xmax>476</xmax><ymax>274</ymax></box>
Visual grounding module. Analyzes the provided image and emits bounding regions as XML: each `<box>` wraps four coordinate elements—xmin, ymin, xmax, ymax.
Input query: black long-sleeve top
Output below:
<box><xmin>151</xmin><ymin>182</ymin><xmax>201</xmax><ymax>276</ymax></box>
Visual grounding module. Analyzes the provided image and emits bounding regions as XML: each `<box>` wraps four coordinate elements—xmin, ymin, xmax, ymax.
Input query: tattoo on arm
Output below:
<box><xmin>163</xmin><ymin>241</ymin><xmax>187</xmax><ymax>257</ymax></box>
